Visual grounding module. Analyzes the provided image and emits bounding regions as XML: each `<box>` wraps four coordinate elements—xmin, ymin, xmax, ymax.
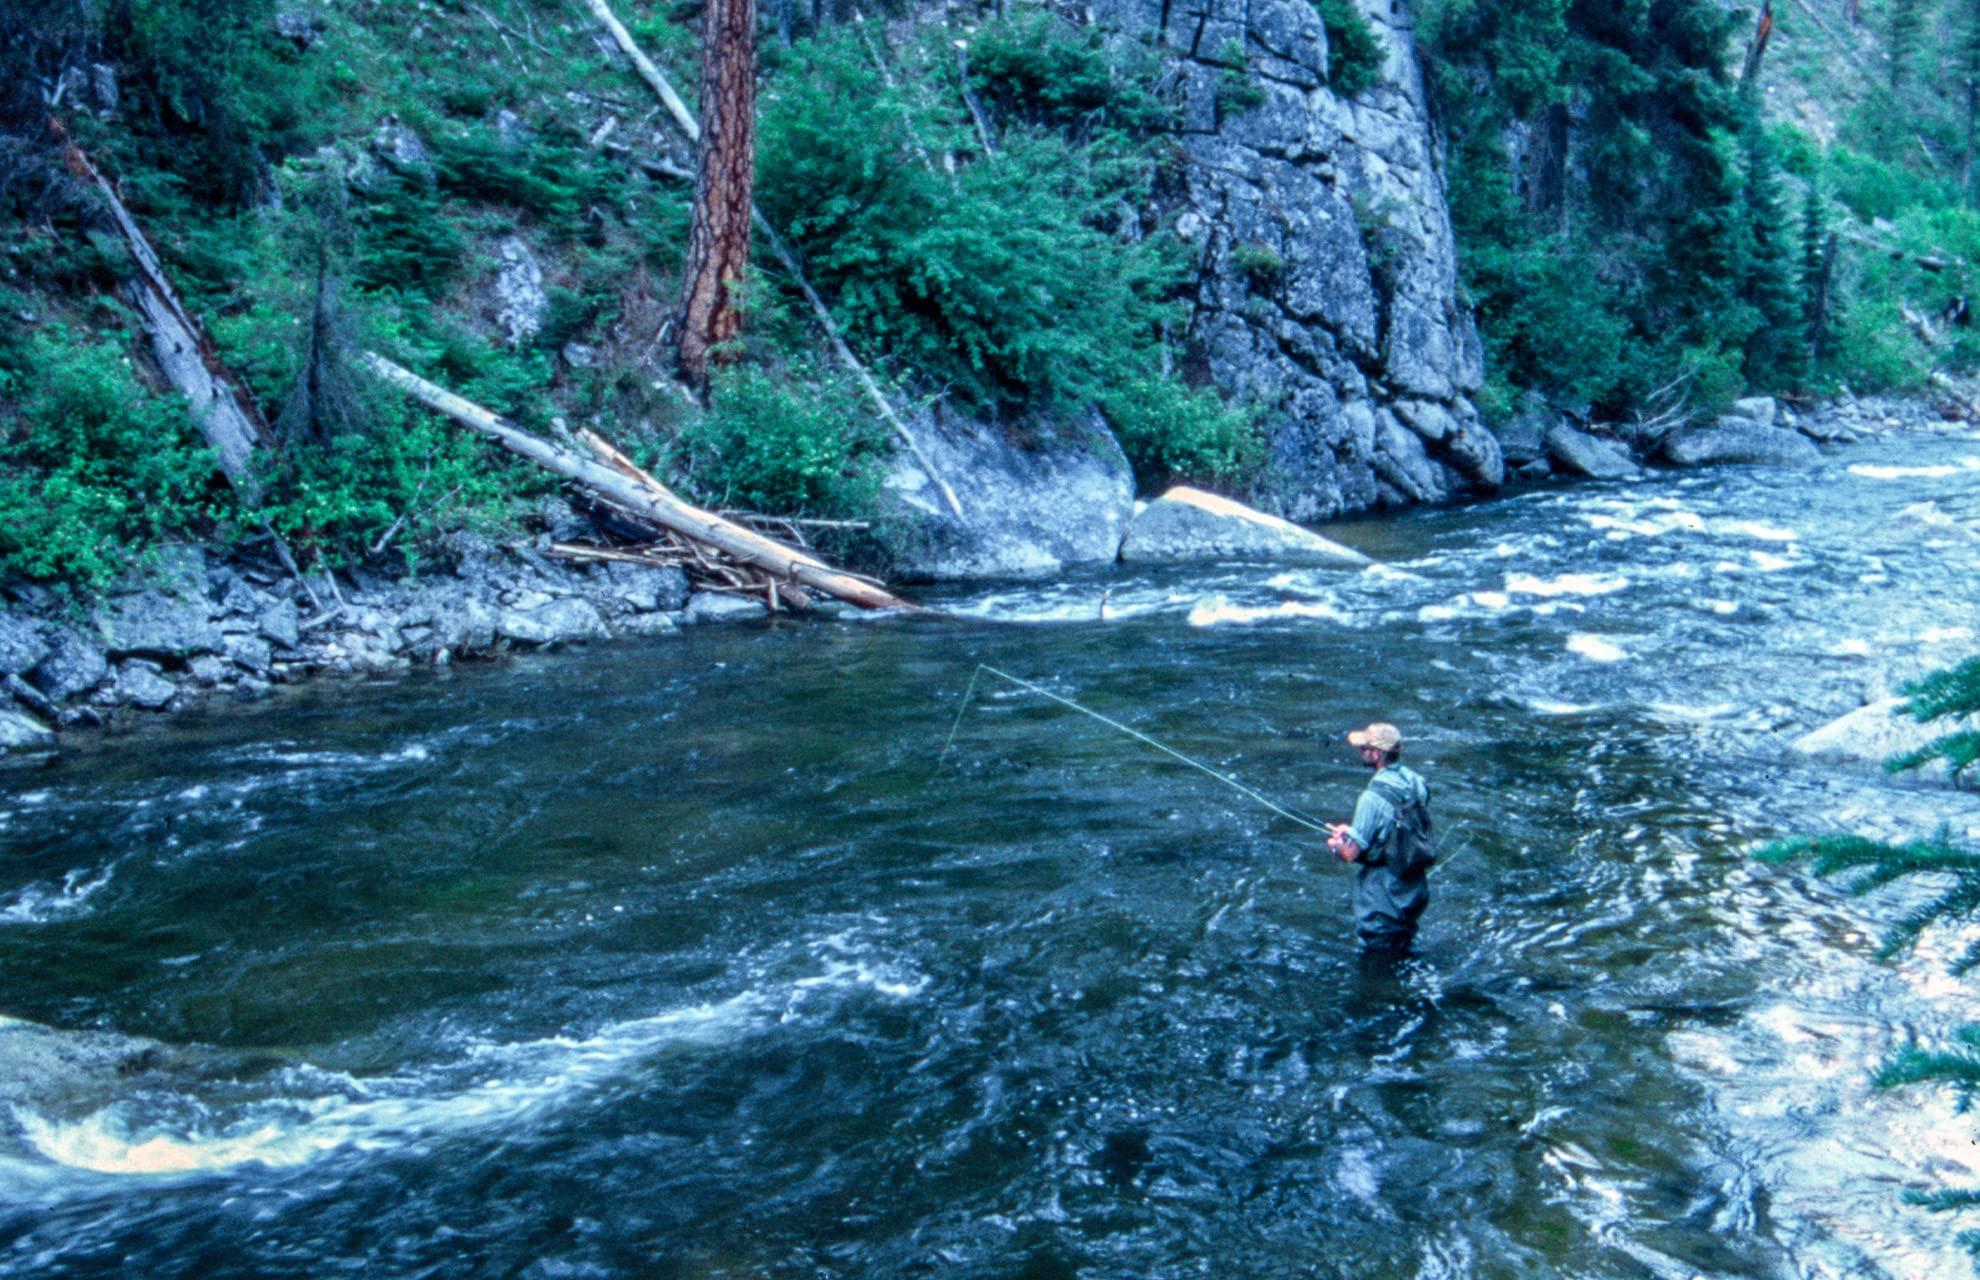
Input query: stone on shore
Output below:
<box><xmin>28</xmin><ymin>629</ymin><xmax>109</xmax><ymax>701</ymax></box>
<box><xmin>1544</xmin><ymin>425</ymin><xmax>1641</xmax><ymax>480</ymax></box>
<box><xmin>0</xmin><ymin>614</ymin><xmax>50</xmax><ymax>676</ymax></box>
<box><xmin>1663</xmin><ymin>422</ymin><xmax>1821</xmax><ymax>468</ymax></box>
<box><xmin>94</xmin><ymin>590</ymin><xmax>224</xmax><ymax>660</ymax></box>
<box><xmin>0</xmin><ymin>709</ymin><xmax>55</xmax><ymax>750</ymax></box>
<box><xmin>683</xmin><ymin>593</ymin><xmax>768</xmax><ymax>625</ymax></box>
<box><xmin>1120</xmin><ymin>487</ymin><xmax>1371</xmax><ymax>567</ymax></box>
<box><xmin>496</xmin><ymin>598</ymin><xmax>609</xmax><ymax>647</ymax></box>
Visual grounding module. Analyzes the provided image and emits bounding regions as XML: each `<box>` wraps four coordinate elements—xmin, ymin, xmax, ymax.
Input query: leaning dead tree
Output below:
<box><xmin>675</xmin><ymin>0</ymin><xmax>756</xmax><ymax>392</ymax></box>
<box><xmin>361</xmin><ymin>353</ymin><xmax>918</xmax><ymax>612</ymax></box>
<box><xmin>52</xmin><ymin>120</ymin><xmax>267</xmax><ymax>491</ymax></box>
<box><xmin>581</xmin><ymin>0</ymin><xmax>964</xmax><ymax>519</ymax></box>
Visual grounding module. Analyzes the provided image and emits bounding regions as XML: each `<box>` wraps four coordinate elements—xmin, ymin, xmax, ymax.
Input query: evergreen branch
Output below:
<box><xmin>1888</xmin><ymin>730</ymin><xmax>1980</xmax><ymax>782</ymax></box>
<box><xmin>1882</xmin><ymin>876</ymin><xmax>1980</xmax><ymax>961</ymax></box>
<box><xmin>1902</xmin><ymin>1187</ymin><xmax>1980</xmax><ymax>1212</ymax></box>
<box><xmin>1876</xmin><ymin>1045</ymin><xmax>1980</xmax><ymax>1093</ymax></box>
<box><xmin>1902</xmin><ymin>655</ymin><xmax>1980</xmax><ymax>723</ymax></box>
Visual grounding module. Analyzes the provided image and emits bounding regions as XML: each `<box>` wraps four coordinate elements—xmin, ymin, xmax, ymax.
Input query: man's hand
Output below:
<box><xmin>1326</xmin><ymin>824</ymin><xmax>1360</xmax><ymax>863</ymax></box>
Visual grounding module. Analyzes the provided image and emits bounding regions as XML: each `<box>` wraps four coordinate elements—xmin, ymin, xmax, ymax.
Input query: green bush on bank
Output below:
<box><xmin>0</xmin><ymin>319</ymin><xmax>223</xmax><ymax>587</ymax></box>
<box><xmin>674</xmin><ymin>363</ymin><xmax>888</xmax><ymax>518</ymax></box>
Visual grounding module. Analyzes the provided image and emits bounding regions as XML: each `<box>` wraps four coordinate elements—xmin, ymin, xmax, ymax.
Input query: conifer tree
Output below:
<box><xmin>1737</xmin><ymin>94</ymin><xmax>1807</xmax><ymax>387</ymax></box>
<box><xmin>1761</xmin><ymin>650</ymin><xmax>1980</xmax><ymax>1266</ymax></box>
<box><xmin>1801</xmin><ymin>182</ymin><xmax>1839</xmax><ymax>369</ymax></box>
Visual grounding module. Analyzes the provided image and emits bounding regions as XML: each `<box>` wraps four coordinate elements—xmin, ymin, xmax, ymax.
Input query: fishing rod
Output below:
<box><xmin>940</xmin><ymin>664</ymin><xmax>1330</xmax><ymax>832</ymax></box>
<box><xmin>940</xmin><ymin>665</ymin><xmax>1478</xmax><ymax>879</ymax></box>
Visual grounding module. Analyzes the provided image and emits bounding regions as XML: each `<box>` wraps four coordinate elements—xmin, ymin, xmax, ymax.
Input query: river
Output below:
<box><xmin>4</xmin><ymin>428</ymin><xmax>1980</xmax><ymax>1278</ymax></box>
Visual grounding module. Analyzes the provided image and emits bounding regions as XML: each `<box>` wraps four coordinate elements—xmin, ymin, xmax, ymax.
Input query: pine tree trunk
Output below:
<box><xmin>676</xmin><ymin>0</ymin><xmax>757</xmax><ymax>394</ymax></box>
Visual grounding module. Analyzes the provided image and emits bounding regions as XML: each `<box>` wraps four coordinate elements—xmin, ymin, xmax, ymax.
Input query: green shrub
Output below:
<box><xmin>1102</xmin><ymin>376</ymin><xmax>1259</xmax><ymax>488</ymax></box>
<box><xmin>1232</xmin><ymin>241</ymin><xmax>1287</xmax><ymax>291</ymax></box>
<box><xmin>1315</xmin><ymin>0</ymin><xmax>1385</xmax><ymax>96</ymax></box>
<box><xmin>673</xmin><ymin>364</ymin><xmax>889</xmax><ymax>517</ymax></box>
<box><xmin>964</xmin><ymin>12</ymin><xmax>1173</xmax><ymax>134</ymax></box>
<box><xmin>0</xmin><ymin>323</ymin><xmax>224</xmax><ymax>586</ymax></box>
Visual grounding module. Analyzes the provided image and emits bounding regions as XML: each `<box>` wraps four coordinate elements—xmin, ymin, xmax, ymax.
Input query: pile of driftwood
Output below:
<box><xmin>361</xmin><ymin>356</ymin><xmax>915</xmax><ymax>612</ymax></box>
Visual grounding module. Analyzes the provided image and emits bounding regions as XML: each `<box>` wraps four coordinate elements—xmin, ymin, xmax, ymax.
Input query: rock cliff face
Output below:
<box><xmin>1113</xmin><ymin>0</ymin><xmax>1496</xmax><ymax>520</ymax></box>
<box><xmin>888</xmin><ymin>0</ymin><xmax>1496</xmax><ymax>576</ymax></box>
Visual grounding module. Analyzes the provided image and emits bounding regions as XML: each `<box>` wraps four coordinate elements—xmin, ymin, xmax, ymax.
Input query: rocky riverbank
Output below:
<box><xmin>1</xmin><ymin>391</ymin><xmax>1970</xmax><ymax>756</ymax></box>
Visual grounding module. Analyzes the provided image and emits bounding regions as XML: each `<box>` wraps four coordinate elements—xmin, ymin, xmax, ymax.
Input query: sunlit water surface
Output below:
<box><xmin>4</xmin><ymin>432</ymin><xmax>1980</xmax><ymax>1278</ymax></box>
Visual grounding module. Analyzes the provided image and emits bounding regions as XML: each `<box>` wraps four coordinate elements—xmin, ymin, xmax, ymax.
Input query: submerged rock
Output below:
<box><xmin>1121</xmin><ymin>486</ymin><xmax>1371</xmax><ymax>567</ymax></box>
<box><xmin>0</xmin><ymin>1017</ymin><xmax>171</xmax><ymax>1112</ymax></box>
<box><xmin>1789</xmin><ymin>697</ymin><xmax>1974</xmax><ymax>781</ymax></box>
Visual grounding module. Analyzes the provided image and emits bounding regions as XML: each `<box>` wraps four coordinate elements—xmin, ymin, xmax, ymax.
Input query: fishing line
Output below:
<box><xmin>939</xmin><ymin>664</ymin><xmax>1331</xmax><ymax>833</ymax></box>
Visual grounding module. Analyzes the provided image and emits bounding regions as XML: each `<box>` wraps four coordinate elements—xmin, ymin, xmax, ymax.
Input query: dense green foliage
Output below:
<box><xmin>674</xmin><ymin>363</ymin><xmax>887</xmax><ymax>517</ymax></box>
<box><xmin>757</xmin><ymin>15</ymin><xmax>1254</xmax><ymax>486</ymax></box>
<box><xmin>1760</xmin><ymin>649</ymin><xmax>1980</xmax><ymax>1268</ymax></box>
<box><xmin>0</xmin><ymin>314</ymin><xmax>220</xmax><ymax>587</ymax></box>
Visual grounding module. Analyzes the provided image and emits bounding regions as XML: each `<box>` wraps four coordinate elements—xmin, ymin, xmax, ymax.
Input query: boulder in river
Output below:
<box><xmin>1663</xmin><ymin>422</ymin><xmax>1821</xmax><ymax>468</ymax></box>
<box><xmin>1544</xmin><ymin>425</ymin><xmax>1640</xmax><ymax>480</ymax></box>
<box><xmin>0</xmin><ymin>709</ymin><xmax>54</xmax><ymax>750</ymax></box>
<box><xmin>0</xmin><ymin>1016</ymin><xmax>171</xmax><ymax>1112</ymax></box>
<box><xmin>683</xmin><ymin>593</ymin><xmax>767</xmax><ymax>625</ymax></box>
<box><xmin>1789</xmin><ymin>697</ymin><xmax>1975</xmax><ymax>782</ymax></box>
<box><xmin>1120</xmin><ymin>487</ymin><xmax>1371</xmax><ymax>567</ymax></box>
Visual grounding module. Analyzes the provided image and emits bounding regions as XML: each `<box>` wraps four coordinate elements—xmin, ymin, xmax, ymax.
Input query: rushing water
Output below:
<box><xmin>4</xmin><ymin>430</ymin><xmax>1980</xmax><ymax>1279</ymax></box>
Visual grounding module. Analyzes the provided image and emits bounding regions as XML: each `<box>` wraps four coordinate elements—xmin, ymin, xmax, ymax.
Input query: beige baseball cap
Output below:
<box><xmin>1347</xmin><ymin>722</ymin><xmax>1402</xmax><ymax>751</ymax></box>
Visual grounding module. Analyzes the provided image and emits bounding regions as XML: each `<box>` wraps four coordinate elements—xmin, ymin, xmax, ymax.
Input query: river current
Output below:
<box><xmin>4</xmin><ymin>429</ymin><xmax>1980</xmax><ymax>1278</ymax></box>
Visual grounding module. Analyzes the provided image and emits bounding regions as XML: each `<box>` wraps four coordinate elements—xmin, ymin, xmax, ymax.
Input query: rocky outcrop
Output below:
<box><xmin>1121</xmin><ymin>486</ymin><xmax>1370</xmax><ymax>566</ymax></box>
<box><xmin>883</xmin><ymin>406</ymin><xmax>1136</xmax><ymax>580</ymax></box>
<box><xmin>881</xmin><ymin>0</ymin><xmax>1490</xmax><ymax>563</ymax></box>
<box><xmin>1095</xmin><ymin>0</ymin><xmax>1492</xmax><ymax>519</ymax></box>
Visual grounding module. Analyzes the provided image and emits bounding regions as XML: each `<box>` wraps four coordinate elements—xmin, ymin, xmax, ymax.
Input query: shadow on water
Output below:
<box><xmin>4</xmin><ymin>431</ymin><xmax>1980</xmax><ymax>1276</ymax></box>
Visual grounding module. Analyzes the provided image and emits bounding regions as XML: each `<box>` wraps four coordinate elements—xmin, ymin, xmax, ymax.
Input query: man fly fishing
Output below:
<box><xmin>1326</xmin><ymin>721</ymin><xmax>1435</xmax><ymax>953</ymax></box>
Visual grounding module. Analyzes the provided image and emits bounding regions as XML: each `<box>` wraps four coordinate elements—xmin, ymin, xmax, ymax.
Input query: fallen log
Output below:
<box><xmin>360</xmin><ymin>352</ymin><xmax>919</xmax><ymax>612</ymax></box>
<box><xmin>580</xmin><ymin>0</ymin><xmax>965</xmax><ymax>520</ymax></box>
<box><xmin>52</xmin><ymin>120</ymin><xmax>268</xmax><ymax>492</ymax></box>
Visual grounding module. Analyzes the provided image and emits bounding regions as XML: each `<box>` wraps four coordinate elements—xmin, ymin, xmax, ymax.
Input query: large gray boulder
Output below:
<box><xmin>28</xmin><ymin>629</ymin><xmax>108</xmax><ymax>701</ymax></box>
<box><xmin>883</xmin><ymin>406</ymin><xmax>1136</xmax><ymax>580</ymax></box>
<box><xmin>1122</xmin><ymin>486</ymin><xmax>1371</xmax><ymax>566</ymax></box>
<box><xmin>1545</xmin><ymin>425</ymin><xmax>1640</xmax><ymax>480</ymax></box>
<box><xmin>94</xmin><ymin>590</ymin><xmax>224</xmax><ymax>661</ymax></box>
<box><xmin>1789</xmin><ymin>697</ymin><xmax>1974</xmax><ymax>781</ymax></box>
<box><xmin>1663</xmin><ymin>422</ymin><xmax>1821</xmax><ymax>468</ymax></box>
<box><xmin>0</xmin><ymin>613</ymin><xmax>49</xmax><ymax>676</ymax></box>
<box><xmin>496</xmin><ymin>598</ymin><xmax>609</xmax><ymax>647</ymax></box>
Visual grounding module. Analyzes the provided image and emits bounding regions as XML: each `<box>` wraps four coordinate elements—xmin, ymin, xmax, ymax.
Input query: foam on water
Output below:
<box><xmin>1849</xmin><ymin>457</ymin><xmax>1980</xmax><ymax>479</ymax></box>
<box><xmin>1186</xmin><ymin>595</ymin><xmax>1350</xmax><ymax>628</ymax></box>
<box><xmin>1504</xmin><ymin>572</ymin><xmax>1629</xmax><ymax>599</ymax></box>
<box><xmin>1566</xmin><ymin>634</ymin><xmax>1629</xmax><ymax>663</ymax></box>
<box><xmin>14</xmin><ymin>949</ymin><xmax>926</xmax><ymax>1181</ymax></box>
<box><xmin>0</xmin><ymin>866</ymin><xmax>113</xmax><ymax>926</ymax></box>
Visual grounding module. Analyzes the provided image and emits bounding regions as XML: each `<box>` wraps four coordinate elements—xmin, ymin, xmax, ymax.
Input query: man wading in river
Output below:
<box><xmin>1326</xmin><ymin>722</ymin><xmax>1435</xmax><ymax>952</ymax></box>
